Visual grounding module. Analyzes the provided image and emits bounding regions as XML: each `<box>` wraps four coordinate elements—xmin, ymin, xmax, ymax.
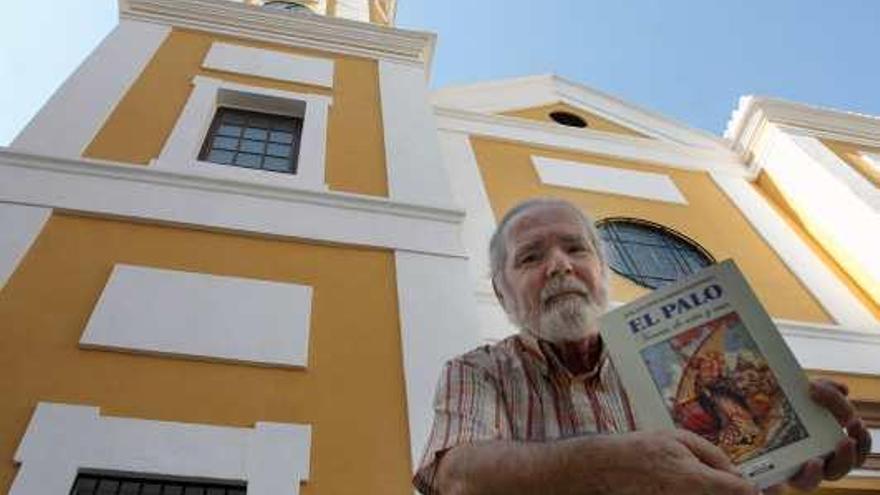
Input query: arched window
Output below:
<box><xmin>549</xmin><ymin>111</ymin><xmax>588</xmax><ymax>128</ymax></box>
<box><xmin>597</xmin><ymin>218</ymin><xmax>714</xmax><ymax>289</ymax></box>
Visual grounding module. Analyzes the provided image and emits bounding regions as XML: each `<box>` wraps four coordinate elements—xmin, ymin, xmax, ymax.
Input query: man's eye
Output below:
<box><xmin>519</xmin><ymin>254</ymin><xmax>539</xmax><ymax>264</ymax></box>
<box><xmin>567</xmin><ymin>245</ymin><xmax>587</xmax><ymax>254</ymax></box>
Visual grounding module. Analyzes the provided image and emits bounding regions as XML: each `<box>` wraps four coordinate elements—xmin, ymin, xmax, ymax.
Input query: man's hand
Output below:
<box><xmin>778</xmin><ymin>379</ymin><xmax>872</xmax><ymax>492</ymax></box>
<box><xmin>610</xmin><ymin>430</ymin><xmax>757</xmax><ymax>495</ymax></box>
<box><xmin>436</xmin><ymin>429</ymin><xmax>758</xmax><ymax>495</ymax></box>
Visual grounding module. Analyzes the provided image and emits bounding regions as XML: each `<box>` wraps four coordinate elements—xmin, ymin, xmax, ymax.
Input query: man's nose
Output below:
<box><xmin>546</xmin><ymin>248</ymin><xmax>573</xmax><ymax>277</ymax></box>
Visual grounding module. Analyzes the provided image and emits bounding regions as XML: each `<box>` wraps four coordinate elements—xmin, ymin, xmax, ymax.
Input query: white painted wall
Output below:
<box><xmin>756</xmin><ymin>129</ymin><xmax>880</xmax><ymax>309</ymax></box>
<box><xmin>81</xmin><ymin>264</ymin><xmax>313</xmax><ymax>367</ymax></box>
<box><xmin>394</xmin><ymin>251</ymin><xmax>483</xmax><ymax>468</ymax></box>
<box><xmin>11</xmin><ymin>20</ymin><xmax>170</xmax><ymax>158</ymax></box>
<box><xmin>12</xmin><ymin>402</ymin><xmax>311</xmax><ymax>495</ymax></box>
<box><xmin>333</xmin><ymin>0</ymin><xmax>370</xmax><ymax>22</ymax></box>
<box><xmin>203</xmin><ymin>42</ymin><xmax>334</xmax><ymax>87</ymax></box>
<box><xmin>711</xmin><ymin>173</ymin><xmax>877</xmax><ymax>331</ymax></box>
<box><xmin>532</xmin><ymin>156</ymin><xmax>688</xmax><ymax>204</ymax></box>
<box><xmin>0</xmin><ymin>203</ymin><xmax>51</xmax><ymax>291</ymax></box>
<box><xmin>379</xmin><ymin>60</ymin><xmax>454</xmax><ymax>207</ymax></box>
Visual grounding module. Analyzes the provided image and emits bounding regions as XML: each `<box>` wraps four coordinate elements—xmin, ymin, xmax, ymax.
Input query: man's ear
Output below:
<box><xmin>492</xmin><ymin>277</ymin><xmax>504</xmax><ymax>306</ymax></box>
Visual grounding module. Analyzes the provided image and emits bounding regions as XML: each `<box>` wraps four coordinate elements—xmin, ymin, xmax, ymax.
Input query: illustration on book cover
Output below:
<box><xmin>640</xmin><ymin>311</ymin><xmax>809</xmax><ymax>463</ymax></box>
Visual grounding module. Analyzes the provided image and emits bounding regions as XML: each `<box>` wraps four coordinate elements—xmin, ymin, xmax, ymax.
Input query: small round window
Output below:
<box><xmin>597</xmin><ymin>218</ymin><xmax>714</xmax><ymax>289</ymax></box>
<box><xmin>549</xmin><ymin>111</ymin><xmax>588</xmax><ymax>128</ymax></box>
<box><xmin>263</xmin><ymin>1</ymin><xmax>311</xmax><ymax>12</ymax></box>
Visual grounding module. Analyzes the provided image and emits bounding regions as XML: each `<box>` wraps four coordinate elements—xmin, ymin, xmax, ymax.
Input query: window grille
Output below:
<box><xmin>597</xmin><ymin>218</ymin><xmax>714</xmax><ymax>289</ymax></box>
<box><xmin>70</xmin><ymin>472</ymin><xmax>246</xmax><ymax>495</ymax></box>
<box><xmin>199</xmin><ymin>107</ymin><xmax>303</xmax><ymax>174</ymax></box>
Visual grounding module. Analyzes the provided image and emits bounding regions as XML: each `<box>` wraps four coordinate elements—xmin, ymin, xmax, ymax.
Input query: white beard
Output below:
<box><xmin>521</xmin><ymin>276</ymin><xmax>607</xmax><ymax>343</ymax></box>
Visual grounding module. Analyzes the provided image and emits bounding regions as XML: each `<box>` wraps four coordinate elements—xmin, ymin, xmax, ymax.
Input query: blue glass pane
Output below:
<box><xmin>207</xmin><ymin>150</ymin><xmax>234</xmax><ymax>164</ymax></box>
<box><xmin>239</xmin><ymin>139</ymin><xmax>265</xmax><ymax>154</ymax></box>
<box><xmin>243</xmin><ymin>127</ymin><xmax>268</xmax><ymax>140</ymax></box>
<box><xmin>212</xmin><ymin>136</ymin><xmax>238</xmax><ymax>150</ymax></box>
<box><xmin>235</xmin><ymin>153</ymin><xmax>262</xmax><ymax>168</ymax></box>
<box><xmin>217</xmin><ymin>125</ymin><xmax>242</xmax><ymax>137</ymax></box>
<box><xmin>267</xmin><ymin>143</ymin><xmax>291</xmax><ymax>157</ymax></box>
<box><xmin>269</xmin><ymin>131</ymin><xmax>294</xmax><ymax>144</ymax></box>
<box><xmin>264</xmin><ymin>156</ymin><xmax>293</xmax><ymax>172</ymax></box>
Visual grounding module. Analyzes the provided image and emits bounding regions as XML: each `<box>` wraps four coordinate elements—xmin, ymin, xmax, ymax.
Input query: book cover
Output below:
<box><xmin>600</xmin><ymin>260</ymin><xmax>844</xmax><ymax>488</ymax></box>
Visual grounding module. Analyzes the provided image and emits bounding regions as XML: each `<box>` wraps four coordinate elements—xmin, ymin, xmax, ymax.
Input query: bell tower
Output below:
<box><xmin>245</xmin><ymin>0</ymin><xmax>396</xmax><ymax>25</ymax></box>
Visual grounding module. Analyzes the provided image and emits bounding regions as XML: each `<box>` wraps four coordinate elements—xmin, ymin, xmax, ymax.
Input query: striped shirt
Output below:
<box><xmin>413</xmin><ymin>332</ymin><xmax>636</xmax><ymax>495</ymax></box>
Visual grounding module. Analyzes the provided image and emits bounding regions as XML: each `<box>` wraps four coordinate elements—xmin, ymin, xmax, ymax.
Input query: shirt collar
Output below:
<box><xmin>515</xmin><ymin>331</ymin><xmax>607</xmax><ymax>380</ymax></box>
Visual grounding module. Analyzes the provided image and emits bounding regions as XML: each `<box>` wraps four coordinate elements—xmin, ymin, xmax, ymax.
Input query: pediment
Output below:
<box><xmin>432</xmin><ymin>74</ymin><xmax>729</xmax><ymax>150</ymax></box>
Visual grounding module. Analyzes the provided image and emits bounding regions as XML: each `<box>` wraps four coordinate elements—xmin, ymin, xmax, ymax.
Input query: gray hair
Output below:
<box><xmin>489</xmin><ymin>198</ymin><xmax>608</xmax><ymax>289</ymax></box>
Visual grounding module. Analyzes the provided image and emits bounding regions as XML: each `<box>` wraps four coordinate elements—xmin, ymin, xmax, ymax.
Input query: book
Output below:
<box><xmin>600</xmin><ymin>259</ymin><xmax>845</xmax><ymax>488</ymax></box>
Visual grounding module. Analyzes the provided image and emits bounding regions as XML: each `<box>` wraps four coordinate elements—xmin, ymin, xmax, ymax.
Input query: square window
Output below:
<box><xmin>199</xmin><ymin>108</ymin><xmax>302</xmax><ymax>175</ymax></box>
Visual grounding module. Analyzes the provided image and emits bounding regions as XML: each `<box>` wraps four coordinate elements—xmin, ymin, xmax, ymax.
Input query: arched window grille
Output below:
<box><xmin>597</xmin><ymin>218</ymin><xmax>714</xmax><ymax>289</ymax></box>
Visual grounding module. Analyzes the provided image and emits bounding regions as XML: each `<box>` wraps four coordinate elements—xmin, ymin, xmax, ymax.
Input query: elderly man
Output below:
<box><xmin>413</xmin><ymin>198</ymin><xmax>870</xmax><ymax>495</ymax></box>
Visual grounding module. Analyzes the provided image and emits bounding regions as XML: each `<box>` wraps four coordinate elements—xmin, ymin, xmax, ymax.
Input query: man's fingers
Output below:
<box><xmin>675</xmin><ymin>429</ymin><xmax>737</xmax><ymax>473</ymax></box>
<box><xmin>762</xmin><ymin>484</ymin><xmax>785</xmax><ymax>495</ymax></box>
<box><xmin>810</xmin><ymin>380</ymin><xmax>855</xmax><ymax>426</ymax></box>
<box><xmin>789</xmin><ymin>458</ymin><xmax>823</xmax><ymax>492</ymax></box>
<box><xmin>824</xmin><ymin>438</ymin><xmax>857</xmax><ymax>481</ymax></box>
<box><xmin>814</xmin><ymin>378</ymin><xmax>849</xmax><ymax>396</ymax></box>
<box><xmin>847</xmin><ymin>418</ymin><xmax>872</xmax><ymax>467</ymax></box>
<box><xmin>699</xmin><ymin>467</ymin><xmax>758</xmax><ymax>495</ymax></box>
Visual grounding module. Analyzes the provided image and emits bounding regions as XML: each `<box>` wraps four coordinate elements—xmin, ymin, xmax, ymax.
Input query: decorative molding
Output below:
<box><xmin>777</xmin><ymin>320</ymin><xmax>880</xmax><ymax>376</ymax></box>
<box><xmin>726</xmin><ymin>96</ymin><xmax>880</xmax><ymax>156</ymax></box>
<box><xmin>532</xmin><ymin>155</ymin><xmax>688</xmax><ymax>204</ymax></box>
<box><xmin>710</xmin><ymin>172</ymin><xmax>878</xmax><ymax>330</ymax></box>
<box><xmin>432</xmin><ymin>74</ymin><xmax>731</xmax><ymax>150</ymax></box>
<box><xmin>861</xmin><ymin>152</ymin><xmax>880</xmax><ymax>175</ymax></box>
<box><xmin>379</xmin><ymin>60</ymin><xmax>455</xmax><ymax>206</ymax></box>
<box><xmin>0</xmin><ymin>203</ymin><xmax>51</xmax><ymax>291</ymax></box>
<box><xmin>11</xmin><ymin>402</ymin><xmax>311</xmax><ymax>495</ymax></box>
<box><xmin>81</xmin><ymin>264</ymin><xmax>312</xmax><ymax>367</ymax></box>
<box><xmin>10</xmin><ymin>20</ymin><xmax>170</xmax><ymax>158</ymax></box>
<box><xmin>434</xmin><ymin>107</ymin><xmax>749</xmax><ymax>177</ymax></box>
<box><xmin>203</xmin><ymin>42</ymin><xmax>335</xmax><ymax>87</ymax></box>
<box><xmin>395</xmin><ymin>251</ymin><xmax>483</xmax><ymax>469</ymax></box>
<box><xmin>0</xmin><ymin>149</ymin><xmax>467</xmax><ymax>258</ymax></box>
<box><xmin>120</xmin><ymin>0</ymin><xmax>436</xmax><ymax>66</ymax></box>
<box><xmin>153</xmin><ymin>76</ymin><xmax>332</xmax><ymax>192</ymax></box>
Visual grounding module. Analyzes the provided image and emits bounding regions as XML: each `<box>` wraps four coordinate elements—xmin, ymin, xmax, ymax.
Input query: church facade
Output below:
<box><xmin>0</xmin><ymin>0</ymin><xmax>877</xmax><ymax>493</ymax></box>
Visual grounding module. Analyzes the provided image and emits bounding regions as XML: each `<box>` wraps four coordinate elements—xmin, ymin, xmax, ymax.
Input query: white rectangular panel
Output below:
<box><xmin>203</xmin><ymin>42</ymin><xmax>334</xmax><ymax>88</ymax></box>
<box><xmin>81</xmin><ymin>264</ymin><xmax>312</xmax><ymax>367</ymax></box>
<box><xmin>532</xmin><ymin>156</ymin><xmax>688</xmax><ymax>204</ymax></box>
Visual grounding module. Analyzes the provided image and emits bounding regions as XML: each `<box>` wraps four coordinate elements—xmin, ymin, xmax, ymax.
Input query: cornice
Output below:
<box><xmin>119</xmin><ymin>0</ymin><xmax>435</xmax><ymax>66</ymax></box>
<box><xmin>432</xmin><ymin>74</ymin><xmax>732</xmax><ymax>151</ymax></box>
<box><xmin>726</xmin><ymin>96</ymin><xmax>880</xmax><ymax>153</ymax></box>
<box><xmin>434</xmin><ymin>106</ymin><xmax>750</xmax><ymax>177</ymax></box>
<box><xmin>0</xmin><ymin>148</ymin><xmax>466</xmax><ymax>256</ymax></box>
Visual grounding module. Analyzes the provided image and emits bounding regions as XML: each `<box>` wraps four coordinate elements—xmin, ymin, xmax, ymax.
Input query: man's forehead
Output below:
<box><xmin>506</xmin><ymin>204</ymin><xmax>586</xmax><ymax>244</ymax></box>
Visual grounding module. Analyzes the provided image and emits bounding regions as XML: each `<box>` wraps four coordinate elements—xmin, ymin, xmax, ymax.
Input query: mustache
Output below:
<box><xmin>541</xmin><ymin>276</ymin><xmax>590</xmax><ymax>306</ymax></box>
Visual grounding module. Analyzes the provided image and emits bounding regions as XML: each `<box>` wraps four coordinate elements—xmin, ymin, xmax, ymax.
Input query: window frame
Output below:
<box><xmin>198</xmin><ymin>107</ymin><xmax>304</xmax><ymax>175</ymax></box>
<box><xmin>153</xmin><ymin>76</ymin><xmax>332</xmax><ymax>191</ymax></box>
<box><xmin>597</xmin><ymin>217</ymin><xmax>714</xmax><ymax>289</ymax></box>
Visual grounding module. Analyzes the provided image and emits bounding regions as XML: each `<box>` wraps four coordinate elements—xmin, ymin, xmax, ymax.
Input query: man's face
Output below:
<box><xmin>497</xmin><ymin>204</ymin><xmax>608</xmax><ymax>342</ymax></box>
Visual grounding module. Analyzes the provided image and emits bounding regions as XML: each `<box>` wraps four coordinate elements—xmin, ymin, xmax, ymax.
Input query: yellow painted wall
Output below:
<box><xmin>0</xmin><ymin>213</ymin><xmax>411</xmax><ymax>494</ymax></box>
<box><xmin>83</xmin><ymin>28</ymin><xmax>389</xmax><ymax>197</ymax></box>
<box><xmin>502</xmin><ymin>102</ymin><xmax>647</xmax><ymax>138</ymax></box>
<box><xmin>823</xmin><ymin>139</ymin><xmax>880</xmax><ymax>188</ymax></box>
<box><xmin>469</xmin><ymin>136</ymin><xmax>833</xmax><ymax>323</ymax></box>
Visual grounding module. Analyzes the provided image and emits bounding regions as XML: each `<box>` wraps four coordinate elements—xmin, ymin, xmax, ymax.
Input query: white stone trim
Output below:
<box><xmin>378</xmin><ymin>60</ymin><xmax>455</xmax><ymax>206</ymax></box>
<box><xmin>434</xmin><ymin>107</ymin><xmax>749</xmax><ymax>177</ymax></box>
<box><xmin>777</xmin><ymin>320</ymin><xmax>880</xmax><ymax>376</ymax></box>
<box><xmin>10</xmin><ymin>20</ymin><xmax>170</xmax><ymax>158</ymax></box>
<box><xmin>0</xmin><ymin>149</ymin><xmax>466</xmax><ymax>258</ymax></box>
<box><xmin>153</xmin><ymin>76</ymin><xmax>332</xmax><ymax>192</ymax></box>
<box><xmin>710</xmin><ymin>172</ymin><xmax>878</xmax><ymax>330</ymax></box>
<box><xmin>532</xmin><ymin>156</ymin><xmax>688</xmax><ymax>204</ymax></box>
<box><xmin>0</xmin><ymin>203</ymin><xmax>51</xmax><ymax>291</ymax></box>
<box><xmin>437</xmin><ymin>131</ymin><xmax>497</xmax><ymax>284</ymax></box>
<box><xmin>432</xmin><ymin>74</ymin><xmax>730</xmax><ymax>150</ymax></box>
<box><xmin>395</xmin><ymin>251</ymin><xmax>483</xmax><ymax>468</ymax></box>
<box><xmin>81</xmin><ymin>264</ymin><xmax>312</xmax><ymax>367</ymax></box>
<box><xmin>791</xmin><ymin>136</ymin><xmax>880</xmax><ymax>212</ymax></box>
<box><xmin>121</xmin><ymin>0</ymin><xmax>436</xmax><ymax>65</ymax></box>
<box><xmin>203</xmin><ymin>42</ymin><xmax>334</xmax><ymax>88</ymax></box>
<box><xmin>11</xmin><ymin>402</ymin><xmax>310</xmax><ymax>495</ymax></box>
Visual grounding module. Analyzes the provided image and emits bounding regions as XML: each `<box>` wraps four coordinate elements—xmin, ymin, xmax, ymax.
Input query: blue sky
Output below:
<box><xmin>2</xmin><ymin>1</ymin><xmax>879</xmax><ymax>146</ymax></box>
